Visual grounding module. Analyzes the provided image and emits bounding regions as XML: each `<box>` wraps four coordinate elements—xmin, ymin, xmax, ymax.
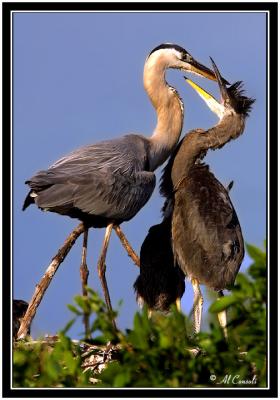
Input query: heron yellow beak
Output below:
<box><xmin>184</xmin><ymin>77</ymin><xmax>224</xmax><ymax>119</ymax></box>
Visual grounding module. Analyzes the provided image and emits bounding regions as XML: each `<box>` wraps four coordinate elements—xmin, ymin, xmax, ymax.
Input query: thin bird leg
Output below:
<box><xmin>191</xmin><ymin>278</ymin><xmax>203</xmax><ymax>334</ymax></box>
<box><xmin>17</xmin><ymin>222</ymin><xmax>85</xmax><ymax>339</ymax></box>
<box><xmin>175</xmin><ymin>297</ymin><xmax>181</xmax><ymax>312</ymax></box>
<box><xmin>80</xmin><ymin>228</ymin><xmax>90</xmax><ymax>339</ymax></box>
<box><xmin>97</xmin><ymin>223</ymin><xmax>117</xmax><ymax>330</ymax></box>
<box><xmin>217</xmin><ymin>290</ymin><xmax>228</xmax><ymax>340</ymax></box>
<box><xmin>113</xmin><ymin>225</ymin><xmax>140</xmax><ymax>267</ymax></box>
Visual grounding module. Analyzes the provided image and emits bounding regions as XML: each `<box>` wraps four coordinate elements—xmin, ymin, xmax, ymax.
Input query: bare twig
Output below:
<box><xmin>80</xmin><ymin>229</ymin><xmax>90</xmax><ymax>339</ymax></box>
<box><xmin>17</xmin><ymin>222</ymin><xmax>85</xmax><ymax>339</ymax></box>
<box><xmin>113</xmin><ymin>225</ymin><xmax>140</xmax><ymax>267</ymax></box>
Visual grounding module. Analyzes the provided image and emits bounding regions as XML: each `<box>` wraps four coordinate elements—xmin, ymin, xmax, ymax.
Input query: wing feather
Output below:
<box><xmin>24</xmin><ymin>134</ymin><xmax>156</xmax><ymax>222</ymax></box>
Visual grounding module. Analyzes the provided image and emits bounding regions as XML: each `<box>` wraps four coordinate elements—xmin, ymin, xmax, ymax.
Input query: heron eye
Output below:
<box><xmin>183</xmin><ymin>53</ymin><xmax>192</xmax><ymax>63</ymax></box>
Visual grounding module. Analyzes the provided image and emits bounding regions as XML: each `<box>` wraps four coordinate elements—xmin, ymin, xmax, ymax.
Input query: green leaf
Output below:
<box><xmin>67</xmin><ymin>304</ymin><xmax>82</xmax><ymax>315</ymax></box>
<box><xmin>234</xmin><ymin>273</ymin><xmax>253</xmax><ymax>298</ymax></box>
<box><xmin>209</xmin><ymin>295</ymin><xmax>238</xmax><ymax>313</ymax></box>
<box><xmin>113</xmin><ymin>370</ymin><xmax>131</xmax><ymax>387</ymax></box>
<box><xmin>159</xmin><ymin>333</ymin><xmax>171</xmax><ymax>349</ymax></box>
<box><xmin>60</xmin><ymin>318</ymin><xmax>76</xmax><ymax>335</ymax></box>
<box><xmin>73</xmin><ymin>295</ymin><xmax>91</xmax><ymax>314</ymax></box>
<box><xmin>246</xmin><ymin>243</ymin><xmax>266</xmax><ymax>265</ymax></box>
<box><xmin>13</xmin><ymin>351</ymin><xmax>26</xmax><ymax>365</ymax></box>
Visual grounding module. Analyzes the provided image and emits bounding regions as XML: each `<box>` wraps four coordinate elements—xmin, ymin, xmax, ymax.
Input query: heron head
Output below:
<box><xmin>147</xmin><ymin>43</ymin><xmax>229</xmax><ymax>84</ymax></box>
<box><xmin>185</xmin><ymin>57</ymin><xmax>255</xmax><ymax>119</ymax></box>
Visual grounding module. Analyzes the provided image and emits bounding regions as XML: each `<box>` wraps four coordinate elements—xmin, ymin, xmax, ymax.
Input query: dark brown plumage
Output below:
<box><xmin>170</xmin><ymin>162</ymin><xmax>244</xmax><ymax>291</ymax></box>
<box><xmin>159</xmin><ymin>59</ymin><xmax>254</xmax><ymax>333</ymax></box>
<box><xmin>13</xmin><ymin>299</ymin><xmax>29</xmax><ymax>340</ymax></box>
<box><xmin>162</xmin><ymin>60</ymin><xmax>254</xmax><ymax>293</ymax></box>
<box><xmin>134</xmin><ymin>217</ymin><xmax>185</xmax><ymax>312</ymax></box>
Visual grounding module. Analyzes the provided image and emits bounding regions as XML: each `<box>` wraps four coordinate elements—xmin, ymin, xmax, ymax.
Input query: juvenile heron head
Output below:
<box><xmin>147</xmin><ymin>43</ymin><xmax>229</xmax><ymax>83</ymax></box>
<box><xmin>185</xmin><ymin>57</ymin><xmax>255</xmax><ymax>119</ymax></box>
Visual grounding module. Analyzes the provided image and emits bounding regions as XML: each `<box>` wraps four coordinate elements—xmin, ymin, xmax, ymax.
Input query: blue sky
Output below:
<box><xmin>13</xmin><ymin>12</ymin><xmax>266</xmax><ymax>338</ymax></box>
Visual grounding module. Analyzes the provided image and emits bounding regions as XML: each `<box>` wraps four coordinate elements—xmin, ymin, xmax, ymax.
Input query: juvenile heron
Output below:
<box><xmin>134</xmin><ymin>179</ymin><xmax>234</xmax><ymax>317</ymax></box>
<box><xmin>134</xmin><ymin>217</ymin><xmax>185</xmax><ymax>314</ymax></box>
<box><xmin>13</xmin><ymin>300</ymin><xmax>30</xmax><ymax>340</ymax></box>
<box><xmin>159</xmin><ymin>59</ymin><xmax>255</xmax><ymax>334</ymax></box>
<box><xmin>22</xmin><ymin>44</ymin><xmax>226</xmax><ymax>328</ymax></box>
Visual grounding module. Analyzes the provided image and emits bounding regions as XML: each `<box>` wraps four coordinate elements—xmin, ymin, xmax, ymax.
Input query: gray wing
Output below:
<box><xmin>25</xmin><ymin>135</ymin><xmax>156</xmax><ymax>222</ymax></box>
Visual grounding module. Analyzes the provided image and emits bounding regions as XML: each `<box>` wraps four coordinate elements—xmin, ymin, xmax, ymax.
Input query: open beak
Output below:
<box><xmin>184</xmin><ymin>57</ymin><xmax>229</xmax><ymax>119</ymax></box>
<box><xmin>185</xmin><ymin>77</ymin><xmax>224</xmax><ymax>118</ymax></box>
<box><xmin>184</xmin><ymin>57</ymin><xmax>229</xmax><ymax>85</ymax></box>
<box><xmin>185</xmin><ymin>57</ymin><xmax>255</xmax><ymax>119</ymax></box>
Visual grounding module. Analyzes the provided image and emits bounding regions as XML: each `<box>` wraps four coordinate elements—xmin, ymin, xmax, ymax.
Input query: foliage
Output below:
<box><xmin>13</xmin><ymin>242</ymin><xmax>267</xmax><ymax>388</ymax></box>
<box><xmin>13</xmin><ymin>333</ymin><xmax>91</xmax><ymax>388</ymax></box>
<box><xmin>66</xmin><ymin>287</ymin><xmax>120</xmax><ymax>344</ymax></box>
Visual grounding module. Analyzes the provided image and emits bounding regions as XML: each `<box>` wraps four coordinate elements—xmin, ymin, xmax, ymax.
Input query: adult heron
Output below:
<box><xmin>22</xmin><ymin>44</ymin><xmax>226</xmax><ymax>331</ymax></box>
<box><xmin>159</xmin><ymin>59</ymin><xmax>255</xmax><ymax>334</ymax></box>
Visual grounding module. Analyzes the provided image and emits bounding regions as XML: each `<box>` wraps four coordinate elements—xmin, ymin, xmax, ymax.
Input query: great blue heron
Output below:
<box><xmin>22</xmin><ymin>44</ymin><xmax>226</xmax><ymax>330</ymax></box>
<box><xmin>159</xmin><ymin>59</ymin><xmax>255</xmax><ymax>334</ymax></box>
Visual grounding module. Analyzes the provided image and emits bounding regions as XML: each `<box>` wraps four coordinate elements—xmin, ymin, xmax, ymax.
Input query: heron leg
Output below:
<box><xmin>97</xmin><ymin>223</ymin><xmax>117</xmax><ymax>330</ymax></box>
<box><xmin>175</xmin><ymin>297</ymin><xmax>181</xmax><ymax>312</ymax></box>
<box><xmin>113</xmin><ymin>225</ymin><xmax>140</xmax><ymax>267</ymax></box>
<box><xmin>80</xmin><ymin>228</ymin><xmax>90</xmax><ymax>339</ymax></box>
<box><xmin>17</xmin><ymin>222</ymin><xmax>85</xmax><ymax>339</ymax></box>
<box><xmin>217</xmin><ymin>290</ymin><xmax>228</xmax><ymax>340</ymax></box>
<box><xmin>191</xmin><ymin>278</ymin><xmax>203</xmax><ymax>334</ymax></box>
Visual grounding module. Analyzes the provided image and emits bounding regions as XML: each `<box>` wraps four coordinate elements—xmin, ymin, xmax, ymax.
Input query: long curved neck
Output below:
<box><xmin>144</xmin><ymin>59</ymin><xmax>184</xmax><ymax>171</ymax></box>
<box><xmin>171</xmin><ymin>113</ymin><xmax>245</xmax><ymax>186</ymax></box>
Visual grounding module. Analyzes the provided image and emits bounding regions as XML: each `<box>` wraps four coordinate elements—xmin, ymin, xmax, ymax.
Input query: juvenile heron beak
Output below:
<box><xmin>183</xmin><ymin>57</ymin><xmax>229</xmax><ymax>85</ymax></box>
<box><xmin>185</xmin><ymin>57</ymin><xmax>255</xmax><ymax>120</ymax></box>
<box><xmin>209</xmin><ymin>57</ymin><xmax>229</xmax><ymax>100</ymax></box>
<box><xmin>184</xmin><ymin>58</ymin><xmax>228</xmax><ymax>119</ymax></box>
<box><xmin>184</xmin><ymin>77</ymin><xmax>225</xmax><ymax>119</ymax></box>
